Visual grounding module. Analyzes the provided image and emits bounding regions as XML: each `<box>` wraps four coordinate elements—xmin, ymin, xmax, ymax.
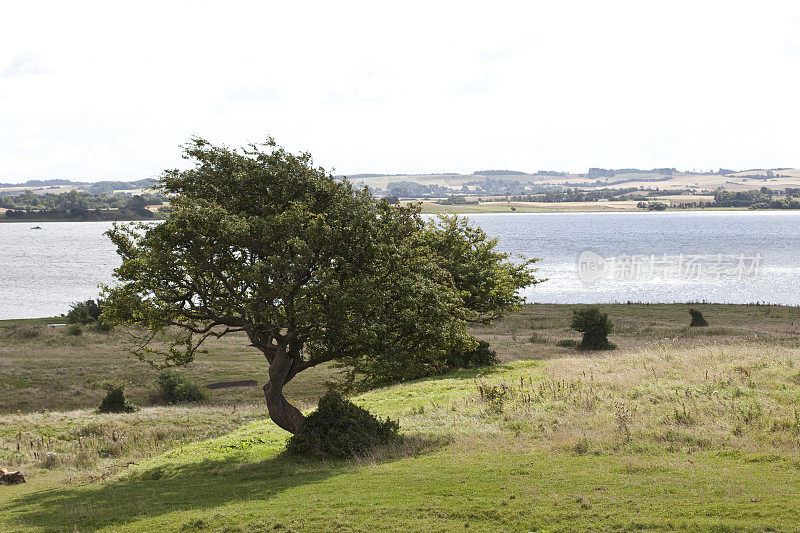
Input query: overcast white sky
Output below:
<box><xmin>2</xmin><ymin>1</ymin><xmax>800</xmax><ymax>182</ymax></box>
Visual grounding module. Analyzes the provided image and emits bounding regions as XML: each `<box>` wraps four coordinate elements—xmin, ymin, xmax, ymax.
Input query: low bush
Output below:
<box><xmin>444</xmin><ymin>340</ymin><xmax>497</xmax><ymax>369</ymax></box>
<box><xmin>66</xmin><ymin>299</ymin><xmax>111</xmax><ymax>330</ymax></box>
<box><xmin>66</xmin><ymin>299</ymin><xmax>102</xmax><ymax>324</ymax></box>
<box><xmin>97</xmin><ymin>380</ymin><xmax>137</xmax><ymax>413</ymax></box>
<box><xmin>286</xmin><ymin>391</ymin><xmax>399</xmax><ymax>458</ymax></box>
<box><xmin>155</xmin><ymin>369</ymin><xmax>206</xmax><ymax>404</ymax></box>
<box><xmin>689</xmin><ymin>308</ymin><xmax>709</xmax><ymax>327</ymax></box>
<box><xmin>66</xmin><ymin>324</ymin><xmax>83</xmax><ymax>336</ymax></box>
<box><xmin>571</xmin><ymin>306</ymin><xmax>615</xmax><ymax>350</ymax></box>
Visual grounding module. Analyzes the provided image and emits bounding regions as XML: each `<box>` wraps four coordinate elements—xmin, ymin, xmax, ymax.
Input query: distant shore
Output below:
<box><xmin>0</xmin><ymin>212</ymin><xmax>162</xmax><ymax>223</ymax></box>
<box><xmin>412</xmin><ymin>200</ymin><xmax>755</xmax><ymax>214</ymax></box>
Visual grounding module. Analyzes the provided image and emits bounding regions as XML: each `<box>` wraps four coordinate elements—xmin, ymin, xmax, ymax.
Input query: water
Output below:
<box><xmin>1</xmin><ymin>212</ymin><xmax>799</xmax><ymax>319</ymax></box>
<box><xmin>469</xmin><ymin>211</ymin><xmax>800</xmax><ymax>305</ymax></box>
<box><xmin>0</xmin><ymin>221</ymin><xmax>122</xmax><ymax>320</ymax></box>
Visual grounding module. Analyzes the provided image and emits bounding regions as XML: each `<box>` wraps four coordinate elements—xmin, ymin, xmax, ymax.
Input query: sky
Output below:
<box><xmin>2</xmin><ymin>1</ymin><xmax>800</xmax><ymax>182</ymax></box>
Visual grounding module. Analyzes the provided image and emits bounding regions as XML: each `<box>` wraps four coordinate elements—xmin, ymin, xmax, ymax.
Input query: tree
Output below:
<box><xmin>571</xmin><ymin>306</ymin><xmax>614</xmax><ymax>350</ymax></box>
<box><xmin>101</xmin><ymin>137</ymin><xmax>540</xmax><ymax>434</ymax></box>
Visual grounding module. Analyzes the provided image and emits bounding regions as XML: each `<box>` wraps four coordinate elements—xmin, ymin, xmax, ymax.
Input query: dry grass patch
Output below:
<box><xmin>0</xmin><ymin>404</ymin><xmax>268</xmax><ymax>482</ymax></box>
<box><xmin>467</xmin><ymin>344</ymin><xmax>800</xmax><ymax>460</ymax></box>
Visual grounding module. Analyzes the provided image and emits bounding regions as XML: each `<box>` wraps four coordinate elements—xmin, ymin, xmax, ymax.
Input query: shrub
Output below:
<box><xmin>66</xmin><ymin>299</ymin><xmax>111</xmax><ymax>330</ymax></box>
<box><xmin>66</xmin><ymin>299</ymin><xmax>103</xmax><ymax>324</ymax></box>
<box><xmin>689</xmin><ymin>308</ymin><xmax>709</xmax><ymax>327</ymax></box>
<box><xmin>444</xmin><ymin>340</ymin><xmax>497</xmax><ymax>369</ymax></box>
<box><xmin>571</xmin><ymin>306</ymin><xmax>615</xmax><ymax>350</ymax></box>
<box><xmin>97</xmin><ymin>380</ymin><xmax>137</xmax><ymax>413</ymax></box>
<box><xmin>66</xmin><ymin>323</ymin><xmax>83</xmax><ymax>336</ymax></box>
<box><xmin>155</xmin><ymin>369</ymin><xmax>206</xmax><ymax>404</ymax></box>
<box><xmin>286</xmin><ymin>391</ymin><xmax>399</xmax><ymax>458</ymax></box>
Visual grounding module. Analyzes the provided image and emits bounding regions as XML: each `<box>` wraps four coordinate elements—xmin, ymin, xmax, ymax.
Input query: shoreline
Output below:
<box><xmin>4</xmin><ymin>301</ymin><xmax>797</xmax><ymax>324</ymax></box>
<box><xmin>413</xmin><ymin>201</ymin><xmax>774</xmax><ymax>214</ymax></box>
<box><xmin>0</xmin><ymin>216</ymin><xmax>158</xmax><ymax>224</ymax></box>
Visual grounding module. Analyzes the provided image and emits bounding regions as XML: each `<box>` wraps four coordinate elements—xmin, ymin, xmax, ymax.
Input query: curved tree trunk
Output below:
<box><xmin>264</xmin><ymin>380</ymin><xmax>304</xmax><ymax>434</ymax></box>
<box><xmin>262</xmin><ymin>340</ymin><xmax>305</xmax><ymax>434</ymax></box>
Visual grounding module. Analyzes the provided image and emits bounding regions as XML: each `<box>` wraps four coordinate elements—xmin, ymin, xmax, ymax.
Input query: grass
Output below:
<box><xmin>3</xmin><ymin>303</ymin><xmax>797</xmax><ymax>414</ymax></box>
<box><xmin>3</xmin><ymin>354</ymin><xmax>800</xmax><ymax>531</ymax></box>
<box><xmin>0</xmin><ymin>404</ymin><xmax>266</xmax><ymax>485</ymax></box>
<box><xmin>3</xmin><ymin>303</ymin><xmax>800</xmax><ymax>531</ymax></box>
<box><xmin>0</xmin><ymin>321</ymin><xmax>338</xmax><ymax>413</ymax></box>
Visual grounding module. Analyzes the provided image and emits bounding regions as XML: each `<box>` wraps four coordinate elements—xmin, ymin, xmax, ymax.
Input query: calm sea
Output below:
<box><xmin>1</xmin><ymin>212</ymin><xmax>798</xmax><ymax>319</ymax></box>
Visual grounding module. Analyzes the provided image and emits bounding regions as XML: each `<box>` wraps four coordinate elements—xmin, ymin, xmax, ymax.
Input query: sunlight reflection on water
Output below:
<box><xmin>1</xmin><ymin>212</ymin><xmax>799</xmax><ymax>319</ymax></box>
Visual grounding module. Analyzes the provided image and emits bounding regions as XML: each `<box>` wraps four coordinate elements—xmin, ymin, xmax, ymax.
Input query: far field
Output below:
<box><xmin>347</xmin><ymin>168</ymin><xmax>800</xmax><ymax>193</ymax></box>
<box><xmin>2</xmin><ymin>303</ymin><xmax>800</xmax><ymax>531</ymax></box>
<box><xmin>411</xmin><ymin>196</ymin><xmax>722</xmax><ymax>214</ymax></box>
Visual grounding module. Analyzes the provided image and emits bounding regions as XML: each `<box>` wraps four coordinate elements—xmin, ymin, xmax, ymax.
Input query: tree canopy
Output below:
<box><xmin>102</xmin><ymin>137</ymin><xmax>541</xmax><ymax>433</ymax></box>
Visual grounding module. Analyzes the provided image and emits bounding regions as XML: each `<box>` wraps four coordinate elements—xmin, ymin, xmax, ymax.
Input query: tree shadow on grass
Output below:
<box><xmin>1</xmin><ymin>436</ymin><xmax>443</xmax><ymax>531</ymax></box>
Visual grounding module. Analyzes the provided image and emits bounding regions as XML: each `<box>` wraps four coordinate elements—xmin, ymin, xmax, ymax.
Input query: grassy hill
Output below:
<box><xmin>2</xmin><ymin>304</ymin><xmax>800</xmax><ymax>531</ymax></box>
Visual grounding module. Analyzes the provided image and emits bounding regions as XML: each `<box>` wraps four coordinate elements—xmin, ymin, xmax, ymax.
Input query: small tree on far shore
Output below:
<box><xmin>571</xmin><ymin>306</ymin><xmax>615</xmax><ymax>350</ymax></box>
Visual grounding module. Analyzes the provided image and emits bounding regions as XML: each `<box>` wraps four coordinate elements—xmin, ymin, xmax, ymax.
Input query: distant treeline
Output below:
<box><xmin>0</xmin><ymin>178</ymin><xmax>156</xmax><ymax>192</ymax></box>
<box><xmin>489</xmin><ymin>187</ymin><xmax>643</xmax><ymax>203</ymax></box>
<box><xmin>587</xmin><ymin>168</ymin><xmax>675</xmax><ymax>178</ymax></box>
<box><xmin>714</xmin><ymin>189</ymin><xmax>800</xmax><ymax>209</ymax></box>
<box><xmin>472</xmin><ymin>170</ymin><xmax>528</xmax><ymax>176</ymax></box>
<box><xmin>1</xmin><ymin>190</ymin><xmax>167</xmax><ymax>220</ymax></box>
<box><xmin>3</xmin><ymin>207</ymin><xmax>162</xmax><ymax>221</ymax></box>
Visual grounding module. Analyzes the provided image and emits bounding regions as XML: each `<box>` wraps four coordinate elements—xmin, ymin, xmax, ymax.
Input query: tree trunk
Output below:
<box><xmin>263</xmin><ymin>341</ymin><xmax>305</xmax><ymax>434</ymax></box>
<box><xmin>264</xmin><ymin>380</ymin><xmax>304</xmax><ymax>434</ymax></box>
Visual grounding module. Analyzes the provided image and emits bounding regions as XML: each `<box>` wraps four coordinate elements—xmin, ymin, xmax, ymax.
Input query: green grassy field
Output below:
<box><xmin>2</xmin><ymin>303</ymin><xmax>800</xmax><ymax>531</ymax></box>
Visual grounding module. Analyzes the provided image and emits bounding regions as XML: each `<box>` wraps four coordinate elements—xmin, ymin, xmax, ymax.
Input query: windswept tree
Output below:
<box><xmin>102</xmin><ymin>137</ymin><xmax>540</xmax><ymax>433</ymax></box>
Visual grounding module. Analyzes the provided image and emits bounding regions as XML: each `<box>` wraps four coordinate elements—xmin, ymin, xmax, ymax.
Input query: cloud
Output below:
<box><xmin>226</xmin><ymin>85</ymin><xmax>283</xmax><ymax>102</ymax></box>
<box><xmin>479</xmin><ymin>42</ymin><xmax>514</xmax><ymax>63</ymax></box>
<box><xmin>2</xmin><ymin>53</ymin><xmax>48</xmax><ymax>77</ymax></box>
<box><xmin>451</xmin><ymin>74</ymin><xmax>493</xmax><ymax>95</ymax></box>
<box><xmin>786</xmin><ymin>40</ymin><xmax>800</xmax><ymax>55</ymax></box>
<box><xmin>324</xmin><ymin>87</ymin><xmax>381</xmax><ymax>104</ymax></box>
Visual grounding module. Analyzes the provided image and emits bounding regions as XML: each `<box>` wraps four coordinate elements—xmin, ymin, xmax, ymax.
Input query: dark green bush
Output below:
<box><xmin>66</xmin><ymin>323</ymin><xmax>83</xmax><ymax>336</ymax></box>
<box><xmin>66</xmin><ymin>299</ymin><xmax>102</xmax><ymax>324</ymax></box>
<box><xmin>571</xmin><ymin>306</ymin><xmax>615</xmax><ymax>350</ymax></box>
<box><xmin>689</xmin><ymin>308</ymin><xmax>709</xmax><ymax>327</ymax></box>
<box><xmin>444</xmin><ymin>340</ymin><xmax>497</xmax><ymax>369</ymax></box>
<box><xmin>66</xmin><ymin>299</ymin><xmax>111</xmax><ymax>330</ymax></box>
<box><xmin>286</xmin><ymin>391</ymin><xmax>399</xmax><ymax>458</ymax></box>
<box><xmin>155</xmin><ymin>369</ymin><xmax>206</xmax><ymax>404</ymax></box>
<box><xmin>97</xmin><ymin>380</ymin><xmax>137</xmax><ymax>413</ymax></box>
